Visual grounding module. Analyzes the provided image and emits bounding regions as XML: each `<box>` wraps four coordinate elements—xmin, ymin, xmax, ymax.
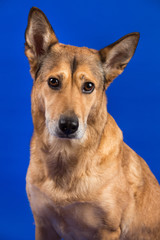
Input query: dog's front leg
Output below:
<box><xmin>35</xmin><ymin>224</ymin><xmax>61</xmax><ymax>240</ymax></box>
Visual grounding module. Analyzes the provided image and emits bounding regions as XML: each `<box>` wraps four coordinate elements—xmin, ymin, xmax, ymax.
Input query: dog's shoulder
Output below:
<box><xmin>122</xmin><ymin>143</ymin><xmax>160</xmax><ymax>189</ymax></box>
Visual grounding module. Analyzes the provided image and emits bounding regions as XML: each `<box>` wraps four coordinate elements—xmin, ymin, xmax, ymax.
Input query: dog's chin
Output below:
<box><xmin>55</xmin><ymin>131</ymin><xmax>84</xmax><ymax>140</ymax></box>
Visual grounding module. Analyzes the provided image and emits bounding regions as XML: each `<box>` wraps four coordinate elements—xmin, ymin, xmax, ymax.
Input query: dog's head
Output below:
<box><xmin>25</xmin><ymin>7</ymin><xmax>139</xmax><ymax>140</ymax></box>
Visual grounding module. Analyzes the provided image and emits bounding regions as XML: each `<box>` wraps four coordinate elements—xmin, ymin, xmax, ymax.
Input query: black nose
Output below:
<box><xmin>59</xmin><ymin>116</ymin><xmax>79</xmax><ymax>136</ymax></box>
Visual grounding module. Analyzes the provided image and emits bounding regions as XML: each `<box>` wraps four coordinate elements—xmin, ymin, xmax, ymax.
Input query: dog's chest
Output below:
<box><xmin>27</xmin><ymin>182</ymin><xmax>110</xmax><ymax>239</ymax></box>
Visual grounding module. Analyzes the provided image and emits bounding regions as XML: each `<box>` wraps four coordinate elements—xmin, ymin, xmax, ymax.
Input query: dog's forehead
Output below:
<box><xmin>55</xmin><ymin>43</ymin><xmax>98</xmax><ymax>58</ymax></box>
<box><xmin>41</xmin><ymin>43</ymin><xmax>104</xmax><ymax>80</ymax></box>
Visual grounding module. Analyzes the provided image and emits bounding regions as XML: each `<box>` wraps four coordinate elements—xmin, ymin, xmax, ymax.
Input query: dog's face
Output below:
<box><xmin>25</xmin><ymin>7</ymin><xmax>139</xmax><ymax>140</ymax></box>
<box><xmin>29</xmin><ymin>44</ymin><xmax>105</xmax><ymax>140</ymax></box>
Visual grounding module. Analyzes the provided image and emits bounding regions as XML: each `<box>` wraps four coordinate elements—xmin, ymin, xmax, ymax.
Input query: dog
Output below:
<box><xmin>25</xmin><ymin>7</ymin><xmax>160</xmax><ymax>240</ymax></box>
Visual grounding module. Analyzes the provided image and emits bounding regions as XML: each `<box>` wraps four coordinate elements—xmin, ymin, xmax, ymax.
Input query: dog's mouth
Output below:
<box><xmin>55</xmin><ymin>127</ymin><xmax>86</xmax><ymax>140</ymax></box>
<box><xmin>55</xmin><ymin>131</ymin><xmax>79</xmax><ymax>139</ymax></box>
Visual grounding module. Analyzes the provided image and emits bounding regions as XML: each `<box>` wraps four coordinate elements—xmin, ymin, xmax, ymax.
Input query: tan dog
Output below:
<box><xmin>25</xmin><ymin>7</ymin><xmax>160</xmax><ymax>240</ymax></box>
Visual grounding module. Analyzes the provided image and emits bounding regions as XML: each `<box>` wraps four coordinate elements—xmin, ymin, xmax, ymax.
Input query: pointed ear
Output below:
<box><xmin>25</xmin><ymin>7</ymin><xmax>58</xmax><ymax>77</ymax></box>
<box><xmin>99</xmin><ymin>32</ymin><xmax>140</xmax><ymax>88</ymax></box>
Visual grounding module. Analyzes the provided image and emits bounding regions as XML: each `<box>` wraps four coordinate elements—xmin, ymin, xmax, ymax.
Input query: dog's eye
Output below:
<box><xmin>48</xmin><ymin>78</ymin><xmax>61</xmax><ymax>89</ymax></box>
<box><xmin>82</xmin><ymin>82</ymin><xmax>95</xmax><ymax>94</ymax></box>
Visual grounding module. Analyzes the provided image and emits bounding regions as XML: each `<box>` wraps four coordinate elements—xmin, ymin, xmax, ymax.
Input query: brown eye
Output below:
<box><xmin>82</xmin><ymin>82</ymin><xmax>95</xmax><ymax>94</ymax></box>
<box><xmin>48</xmin><ymin>78</ymin><xmax>61</xmax><ymax>90</ymax></box>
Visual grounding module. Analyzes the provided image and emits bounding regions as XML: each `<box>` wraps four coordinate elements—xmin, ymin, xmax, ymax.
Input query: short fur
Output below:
<box><xmin>25</xmin><ymin>7</ymin><xmax>160</xmax><ymax>240</ymax></box>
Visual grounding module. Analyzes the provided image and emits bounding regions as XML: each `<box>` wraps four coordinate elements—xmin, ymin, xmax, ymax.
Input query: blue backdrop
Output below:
<box><xmin>0</xmin><ymin>0</ymin><xmax>160</xmax><ymax>239</ymax></box>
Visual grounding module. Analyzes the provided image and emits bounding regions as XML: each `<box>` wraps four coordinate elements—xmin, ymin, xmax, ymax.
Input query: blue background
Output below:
<box><xmin>0</xmin><ymin>0</ymin><xmax>160</xmax><ymax>239</ymax></box>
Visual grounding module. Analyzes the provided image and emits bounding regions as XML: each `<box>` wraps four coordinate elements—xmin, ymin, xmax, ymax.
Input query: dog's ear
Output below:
<box><xmin>25</xmin><ymin>7</ymin><xmax>58</xmax><ymax>78</ymax></box>
<box><xmin>99</xmin><ymin>32</ymin><xmax>140</xmax><ymax>88</ymax></box>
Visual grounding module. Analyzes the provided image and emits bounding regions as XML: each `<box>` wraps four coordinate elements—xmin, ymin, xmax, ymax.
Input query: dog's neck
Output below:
<box><xmin>30</xmin><ymin>94</ymin><xmax>123</xmax><ymax>192</ymax></box>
